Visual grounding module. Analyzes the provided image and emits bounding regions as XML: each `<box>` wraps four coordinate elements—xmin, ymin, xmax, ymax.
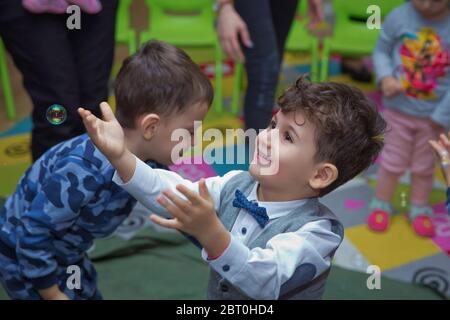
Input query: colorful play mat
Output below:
<box><xmin>0</xmin><ymin>51</ymin><xmax>448</xmax><ymax>299</ymax></box>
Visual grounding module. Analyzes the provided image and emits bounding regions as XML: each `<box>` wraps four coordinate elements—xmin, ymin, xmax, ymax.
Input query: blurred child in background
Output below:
<box><xmin>369</xmin><ymin>0</ymin><xmax>450</xmax><ymax>237</ymax></box>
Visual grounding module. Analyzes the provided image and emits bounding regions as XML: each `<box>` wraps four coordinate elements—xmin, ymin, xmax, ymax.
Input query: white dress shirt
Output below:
<box><xmin>113</xmin><ymin>156</ymin><xmax>342</xmax><ymax>299</ymax></box>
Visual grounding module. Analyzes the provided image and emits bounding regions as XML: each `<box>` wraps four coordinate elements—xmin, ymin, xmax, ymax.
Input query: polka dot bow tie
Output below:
<box><xmin>232</xmin><ymin>189</ymin><xmax>269</xmax><ymax>228</ymax></box>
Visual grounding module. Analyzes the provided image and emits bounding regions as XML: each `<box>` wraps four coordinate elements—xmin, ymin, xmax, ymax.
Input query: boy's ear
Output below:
<box><xmin>139</xmin><ymin>114</ymin><xmax>161</xmax><ymax>140</ymax></box>
<box><xmin>309</xmin><ymin>163</ymin><xmax>338</xmax><ymax>193</ymax></box>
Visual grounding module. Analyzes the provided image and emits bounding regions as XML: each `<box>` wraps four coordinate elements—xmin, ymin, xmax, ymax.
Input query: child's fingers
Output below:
<box><xmin>79</xmin><ymin>111</ymin><xmax>95</xmax><ymax>132</ymax></box>
<box><xmin>149</xmin><ymin>214</ymin><xmax>180</xmax><ymax>230</ymax></box>
<box><xmin>429</xmin><ymin>140</ymin><xmax>444</xmax><ymax>157</ymax></box>
<box><xmin>440</xmin><ymin>133</ymin><xmax>450</xmax><ymax>148</ymax></box>
<box><xmin>77</xmin><ymin>107</ymin><xmax>92</xmax><ymax>120</ymax></box>
<box><xmin>99</xmin><ymin>102</ymin><xmax>116</xmax><ymax>122</ymax></box>
<box><xmin>198</xmin><ymin>179</ymin><xmax>212</xmax><ymax>201</ymax></box>
<box><xmin>176</xmin><ymin>184</ymin><xmax>201</xmax><ymax>205</ymax></box>
<box><xmin>430</xmin><ymin>140</ymin><xmax>450</xmax><ymax>175</ymax></box>
<box><xmin>83</xmin><ymin>113</ymin><xmax>99</xmax><ymax>133</ymax></box>
<box><xmin>429</xmin><ymin>140</ymin><xmax>448</xmax><ymax>156</ymax></box>
<box><xmin>77</xmin><ymin>107</ymin><xmax>85</xmax><ymax>118</ymax></box>
<box><xmin>86</xmin><ymin>113</ymin><xmax>97</xmax><ymax>124</ymax></box>
<box><xmin>158</xmin><ymin>193</ymin><xmax>189</xmax><ymax>220</ymax></box>
<box><xmin>78</xmin><ymin>107</ymin><xmax>97</xmax><ymax>127</ymax></box>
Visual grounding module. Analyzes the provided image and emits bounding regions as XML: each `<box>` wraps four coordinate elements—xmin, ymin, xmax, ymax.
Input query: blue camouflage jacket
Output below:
<box><xmin>0</xmin><ymin>134</ymin><xmax>165</xmax><ymax>290</ymax></box>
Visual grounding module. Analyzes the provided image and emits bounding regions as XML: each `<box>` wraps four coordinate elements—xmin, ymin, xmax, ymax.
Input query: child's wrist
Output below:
<box><xmin>110</xmin><ymin>147</ymin><xmax>130</xmax><ymax>164</ymax></box>
<box><xmin>199</xmin><ymin>221</ymin><xmax>230</xmax><ymax>259</ymax></box>
<box><xmin>112</xmin><ymin>149</ymin><xmax>136</xmax><ymax>183</ymax></box>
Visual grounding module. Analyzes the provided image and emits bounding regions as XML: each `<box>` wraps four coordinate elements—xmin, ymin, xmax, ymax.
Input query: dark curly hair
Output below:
<box><xmin>115</xmin><ymin>40</ymin><xmax>214</xmax><ymax>128</ymax></box>
<box><xmin>278</xmin><ymin>75</ymin><xmax>387</xmax><ymax>196</ymax></box>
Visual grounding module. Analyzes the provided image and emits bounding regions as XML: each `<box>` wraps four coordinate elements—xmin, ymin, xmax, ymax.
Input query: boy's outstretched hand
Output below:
<box><xmin>78</xmin><ymin>102</ymin><xmax>126</xmax><ymax>161</ymax></box>
<box><xmin>429</xmin><ymin>133</ymin><xmax>450</xmax><ymax>187</ymax></box>
<box><xmin>78</xmin><ymin>102</ymin><xmax>136</xmax><ymax>183</ymax></box>
<box><xmin>150</xmin><ymin>179</ymin><xmax>231</xmax><ymax>259</ymax></box>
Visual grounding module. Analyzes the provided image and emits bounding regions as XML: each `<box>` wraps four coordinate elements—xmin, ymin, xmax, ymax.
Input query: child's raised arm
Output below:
<box><xmin>78</xmin><ymin>102</ymin><xmax>136</xmax><ymax>182</ymax></box>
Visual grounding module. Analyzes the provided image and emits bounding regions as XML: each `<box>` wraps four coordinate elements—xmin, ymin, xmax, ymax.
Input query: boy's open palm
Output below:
<box><xmin>150</xmin><ymin>179</ymin><xmax>231</xmax><ymax>257</ymax></box>
<box><xmin>150</xmin><ymin>179</ymin><xmax>230</xmax><ymax>257</ymax></box>
<box><xmin>151</xmin><ymin>179</ymin><xmax>217</xmax><ymax>236</ymax></box>
<box><xmin>78</xmin><ymin>102</ymin><xmax>126</xmax><ymax>161</ymax></box>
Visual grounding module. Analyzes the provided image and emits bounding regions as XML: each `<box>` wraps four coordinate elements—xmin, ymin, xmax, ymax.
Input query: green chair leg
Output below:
<box><xmin>213</xmin><ymin>42</ymin><xmax>223</xmax><ymax>114</ymax></box>
<box><xmin>116</xmin><ymin>0</ymin><xmax>137</xmax><ymax>55</ymax></box>
<box><xmin>128</xmin><ymin>30</ymin><xmax>137</xmax><ymax>54</ymax></box>
<box><xmin>0</xmin><ymin>39</ymin><xmax>16</xmax><ymax>120</ymax></box>
<box><xmin>319</xmin><ymin>38</ymin><xmax>331</xmax><ymax>82</ymax></box>
<box><xmin>310</xmin><ymin>38</ymin><xmax>319</xmax><ymax>82</ymax></box>
<box><xmin>231</xmin><ymin>62</ymin><xmax>243</xmax><ymax>115</ymax></box>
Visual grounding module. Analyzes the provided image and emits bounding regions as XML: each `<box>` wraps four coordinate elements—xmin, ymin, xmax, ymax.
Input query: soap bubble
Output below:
<box><xmin>46</xmin><ymin>104</ymin><xmax>67</xmax><ymax>125</ymax></box>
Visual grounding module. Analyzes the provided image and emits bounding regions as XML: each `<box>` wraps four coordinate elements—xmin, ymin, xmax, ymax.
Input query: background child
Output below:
<box><xmin>369</xmin><ymin>0</ymin><xmax>450</xmax><ymax>237</ymax></box>
<box><xmin>430</xmin><ymin>132</ymin><xmax>450</xmax><ymax>213</ymax></box>
<box><xmin>0</xmin><ymin>40</ymin><xmax>212</xmax><ymax>300</ymax></box>
<box><xmin>79</xmin><ymin>75</ymin><xmax>387</xmax><ymax>299</ymax></box>
<box><xmin>22</xmin><ymin>0</ymin><xmax>102</xmax><ymax>14</ymax></box>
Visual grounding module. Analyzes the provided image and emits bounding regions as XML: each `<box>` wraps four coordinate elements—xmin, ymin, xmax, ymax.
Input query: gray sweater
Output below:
<box><xmin>207</xmin><ymin>172</ymin><xmax>344</xmax><ymax>300</ymax></box>
<box><xmin>373</xmin><ymin>2</ymin><xmax>450</xmax><ymax>128</ymax></box>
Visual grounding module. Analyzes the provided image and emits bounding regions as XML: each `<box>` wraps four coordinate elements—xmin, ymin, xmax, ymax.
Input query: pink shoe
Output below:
<box><xmin>67</xmin><ymin>0</ymin><xmax>102</xmax><ymax>14</ymax></box>
<box><xmin>22</xmin><ymin>0</ymin><xmax>69</xmax><ymax>14</ymax></box>
<box><xmin>367</xmin><ymin>209</ymin><xmax>390</xmax><ymax>232</ymax></box>
<box><xmin>411</xmin><ymin>215</ymin><xmax>436</xmax><ymax>237</ymax></box>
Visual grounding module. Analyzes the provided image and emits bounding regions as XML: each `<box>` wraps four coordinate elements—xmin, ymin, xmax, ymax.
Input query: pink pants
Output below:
<box><xmin>376</xmin><ymin>109</ymin><xmax>440</xmax><ymax>206</ymax></box>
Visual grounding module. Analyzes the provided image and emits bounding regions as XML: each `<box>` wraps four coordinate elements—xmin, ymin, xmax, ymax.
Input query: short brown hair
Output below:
<box><xmin>115</xmin><ymin>40</ymin><xmax>214</xmax><ymax>128</ymax></box>
<box><xmin>278</xmin><ymin>75</ymin><xmax>387</xmax><ymax>196</ymax></box>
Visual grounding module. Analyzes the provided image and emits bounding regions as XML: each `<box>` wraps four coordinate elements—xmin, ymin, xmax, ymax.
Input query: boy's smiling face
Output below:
<box><xmin>249</xmin><ymin>110</ymin><xmax>338</xmax><ymax>201</ymax></box>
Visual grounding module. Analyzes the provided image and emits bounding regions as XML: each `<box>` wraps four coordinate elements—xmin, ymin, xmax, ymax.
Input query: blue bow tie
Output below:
<box><xmin>232</xmin><ymin>189</ymin><xmax>269</xmax><ymax>228</ymax></box>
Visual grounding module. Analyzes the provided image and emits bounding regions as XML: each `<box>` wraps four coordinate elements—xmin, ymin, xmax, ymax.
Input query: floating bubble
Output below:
<box><xmin>46</xmin><ymin>104</ymin><xmax>67</xmax><ymax>125</ymax></box>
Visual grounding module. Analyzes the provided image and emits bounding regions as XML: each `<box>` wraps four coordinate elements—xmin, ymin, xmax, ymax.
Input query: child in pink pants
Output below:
<box><xmin>369</xmin><ymin>109</ymin><xmax>441</xmax><ymax>237</ymax></box>
<box><xmin>369</xmin><ymin>0</ymin><xmax>450</xmax><ymax>237</ymax></box>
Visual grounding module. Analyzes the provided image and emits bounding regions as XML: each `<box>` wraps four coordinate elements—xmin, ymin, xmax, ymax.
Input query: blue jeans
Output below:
<box><xmin>235</xmin><ymin>0</ymin><xmax>298</xmax><ymax>131</ymax></box>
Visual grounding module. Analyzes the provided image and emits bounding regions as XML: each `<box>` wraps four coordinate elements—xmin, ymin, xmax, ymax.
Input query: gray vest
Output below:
<box><xmin>207</xmin><ymin>172</ymin><xmax>344</xmax><ymax>300</ymax></box>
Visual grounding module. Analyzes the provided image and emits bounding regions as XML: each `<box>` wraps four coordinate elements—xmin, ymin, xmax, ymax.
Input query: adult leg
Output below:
<box><xmin>0</xmin><ymin>12</ymin><xmax>81</xmax><ymax>161</ymax></box>
<box><xmin>70</xmin><ymin>0</ymin><xmax>117</xmax><ymax>119</ymax></box>
<box><xmin>235</xmin><ymin>0</ymin><xmax>283</xmax><ymax>131</ymax></box>
<box><xmin>270</xmin><ymin>0</ymin><xmax>298</xmax><ymax>64</ymax></box>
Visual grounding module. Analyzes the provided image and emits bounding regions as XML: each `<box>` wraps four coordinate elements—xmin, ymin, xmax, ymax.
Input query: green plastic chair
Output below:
<box><xmin>140</xmin><ymin>0</ymin><xmax>223</xmax><ymax>113</ymax></box>
<box><xmin>285</xmin><ymin>0</ymin><xmax>320</xmax><ymax>82</ymax></box>
<box><xmin>319</xmin><ymin>0</ymin><xmax>405</xmax><ymax>81</ymax></box>
<box><xmin>116</xmin><ymin>0</ymin><xmax>137</xmax><ymax>54</ymax></box>
<box><xmin>0</xmin><ymin>38</ymin><xmax>16</xmax><ymax>120</ymax></box>
<box><xmin>230</xmin><ymin>61</ymin><xmax>243</xmax><ymax>116</ymax></box>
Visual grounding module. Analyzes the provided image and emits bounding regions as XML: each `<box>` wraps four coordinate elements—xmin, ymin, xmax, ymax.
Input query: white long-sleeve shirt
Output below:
<box><xmin>113</xmin><ymin>156</ymin><xmax>342</xmax><ymax>299</ymax></box>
